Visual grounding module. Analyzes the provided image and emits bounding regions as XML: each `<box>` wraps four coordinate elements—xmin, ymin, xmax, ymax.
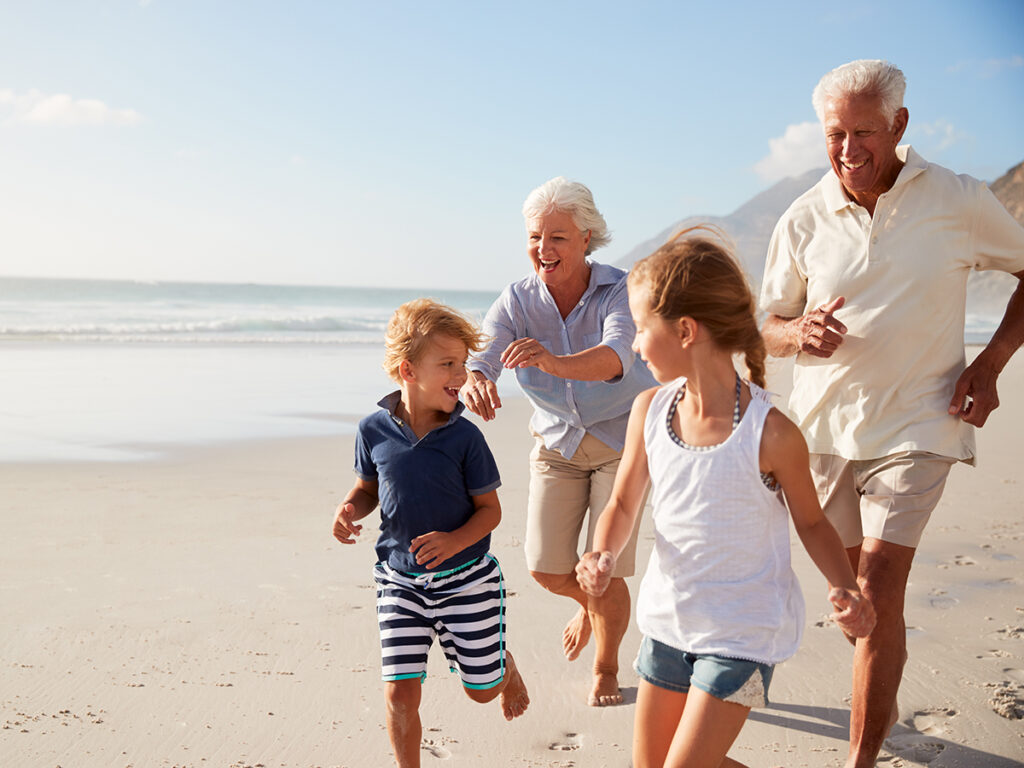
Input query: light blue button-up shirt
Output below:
<box><xmin>468</xmin><ymin>261</ymin><xmax>657</xmax><ymax>458</ymax></box>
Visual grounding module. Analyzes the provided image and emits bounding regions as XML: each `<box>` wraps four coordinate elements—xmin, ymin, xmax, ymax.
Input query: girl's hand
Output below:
<box><xmin>575</xmin><ymin>551</ymin><xmax>616</xmax><ymax>596</ymax></box>
<box><xmin>333</xmin><ymin>502</ymin><xmax>362</xmax><ymax>544</ymax></box>
<box><xmin>829</xmin><ymin>587</ymin><xmax>876</xmax><ymax>638</ymax></box>
<box><xmin>410</xmin><ymin>531</ymin><xmax>462</xmax><ymax>569</ymax></box>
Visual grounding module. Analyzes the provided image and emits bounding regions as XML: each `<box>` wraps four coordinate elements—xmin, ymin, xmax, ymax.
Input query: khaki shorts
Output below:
<box><xmin>525</xmin><ymin>431</ymin><xmax>643</xmax><ymax>577</ymax></box>
<box><xmin>810</xmin><ymin>451</ymin><xmax>956</xmax><ymax>549</ymax></box>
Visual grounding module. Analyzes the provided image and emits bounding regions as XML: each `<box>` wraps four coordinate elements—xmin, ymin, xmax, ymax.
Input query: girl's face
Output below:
<box><xmin>628</xmin><ymin>284</ymin><xmax>685</xmax><ymax>383</ymax></box>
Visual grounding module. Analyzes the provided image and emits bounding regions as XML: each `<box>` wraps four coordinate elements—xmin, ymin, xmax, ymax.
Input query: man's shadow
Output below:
<box><xmin>749</xmin><ymin>702</ymin><xmax>1024</xmax><ymax>767</ymax></box>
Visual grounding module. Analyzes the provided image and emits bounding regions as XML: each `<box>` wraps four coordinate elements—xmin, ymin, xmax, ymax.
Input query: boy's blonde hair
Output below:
<box><xmin>628</xmin><ymin>225</ymin><xmax>767</xmax><ymax>388</ymax></box>
<box><xmin>383</xmin><ymin>299</ymin><xmax>489</xmax><ymax>383</ymax></box>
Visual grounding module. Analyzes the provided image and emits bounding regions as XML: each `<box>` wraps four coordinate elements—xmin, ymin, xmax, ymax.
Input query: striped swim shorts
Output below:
<box><xmin>373</xmin><ymin>554</ymin><xmax>506</xmax><ymax>690</ymax></box>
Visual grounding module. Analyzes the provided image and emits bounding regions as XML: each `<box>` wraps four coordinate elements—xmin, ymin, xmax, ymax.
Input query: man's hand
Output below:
<box><xmin>948</xmin><ymin>355</ymin><xmax>1000</xmax><ymax>427</ymax></box>
<box><xmin>461</xmin><ymin>370</ymin><xmax>502</xmax><ymax>421</ymax></box>
<box><xmin>409</xmin><ymin>531</ymin><xmax>463</xmax><ymax>570</ymax></box>
<box><xmin>575</xmin><ymin>551</ymin><xmax>615</xmax><ymax>597</ymax></box>
<box><xmin>332</xmin><ymin>502</ymin><xmax>362</xmax><ymax>544</ymax></box>
<box><xmin>829</xmin><ymin>586</ymin><xmax>876</xmax><ymax>638</ymax></box>
<box><xmin>791</xmin><ymin>296</ymin><xmax>848</xmax><ymax>358</ymax></box>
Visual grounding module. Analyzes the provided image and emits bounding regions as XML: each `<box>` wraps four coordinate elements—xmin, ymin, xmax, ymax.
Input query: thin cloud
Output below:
<box><xmin>0</xmin><ymin>88</ymin><xmax>143</xmax><ymax>126</ymax></box>
<box><xmin>909</xmin><ymin>119</ymin><xmax>967</xmax><ymax>153</ymax></box>
<box><xmin>947</xmin><ymin>54</ymin><xmax>1024</xmax><ymax>78</ymax></box>
<box><xmin>753</xmin><ymin>121</ymin><xmax>824</xmax><ymax>183</ymax></box>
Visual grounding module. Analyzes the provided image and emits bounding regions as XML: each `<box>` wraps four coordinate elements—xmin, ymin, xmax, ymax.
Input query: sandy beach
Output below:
<box><xmin>2</xmin><ymin>352</ymin><xmax>1023</xmax><ymax>768</ymax></box>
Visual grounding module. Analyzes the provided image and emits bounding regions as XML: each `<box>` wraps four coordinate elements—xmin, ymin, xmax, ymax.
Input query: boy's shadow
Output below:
<box><xmin>749</xmin><ymin>702</ymin><xmax>1024</xmax><ymax>767</ymax></box>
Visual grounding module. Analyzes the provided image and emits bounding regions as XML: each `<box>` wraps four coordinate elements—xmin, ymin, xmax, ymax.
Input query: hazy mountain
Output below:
<box><xmin>616</xmin><ymin>159</ymin><xmax>1024</xmax><ymax>319</ymax></box>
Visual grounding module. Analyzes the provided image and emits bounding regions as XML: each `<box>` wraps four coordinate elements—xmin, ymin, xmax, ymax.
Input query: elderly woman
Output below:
<box><xmin>463</xmin><ymin>177</ymin><xmax>656</xmax><ymax>706</ymax></box>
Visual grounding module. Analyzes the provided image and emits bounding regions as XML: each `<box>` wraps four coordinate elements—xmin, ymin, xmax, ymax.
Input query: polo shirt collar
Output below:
<box><xmin>377</xmin><ymin>390</ymin><xmax>465</xmax><ymax>430</ymax></box>
<box><xmin>821</xmin><ymin>144</ymin><xmax>927</xmax><ymax>213</ymax></box>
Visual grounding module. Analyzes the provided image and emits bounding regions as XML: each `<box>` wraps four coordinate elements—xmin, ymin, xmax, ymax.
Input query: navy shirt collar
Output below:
<box><xmin>377</xmin><ymin>390</ymin><xmax>465</xmax><ymax>432</ymax></box>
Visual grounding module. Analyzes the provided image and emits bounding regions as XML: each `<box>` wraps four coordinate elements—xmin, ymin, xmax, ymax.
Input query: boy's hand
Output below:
<box><xmin>575</xmin><ymin>551</ymin><xmax>615</xmax><ymax>597</ymax></box>
<box><xmin>332</xmin><ymin>502</ymin><xmax>362</xmax><ymax>544</ymax></box>
<box><xmin>410</xmin><ymin>531</ymin><xmax>463</xmax><ymax>569</ymax></box>
<box><xmin>828</xmin><ymin>587</ymin><xmax>876</xmax><ymax>638</ymax></box>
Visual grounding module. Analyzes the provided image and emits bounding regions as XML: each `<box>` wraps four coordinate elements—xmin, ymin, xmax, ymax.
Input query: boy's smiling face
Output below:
<box><xmin>402</xmin><ymin>333</ymin><xmax>470</xmax><ymax>414</ymax></box>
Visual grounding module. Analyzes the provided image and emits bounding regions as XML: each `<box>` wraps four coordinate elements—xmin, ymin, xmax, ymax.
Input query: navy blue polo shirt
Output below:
<box><xmin>354</xmin><ymin>392</ymin><xmax>501</xmax><ymax>574</ymax></box>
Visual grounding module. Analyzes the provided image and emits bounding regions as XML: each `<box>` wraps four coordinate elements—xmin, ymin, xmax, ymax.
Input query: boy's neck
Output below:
<box><xmin>396</xmin><ymin>389</ymin><xmax>450</xmax><ymax>439</ymax></box>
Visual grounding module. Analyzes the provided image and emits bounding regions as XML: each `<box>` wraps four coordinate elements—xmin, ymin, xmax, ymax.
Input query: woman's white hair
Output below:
<box><xmin>812</xmin><ymin>59</ymin><xmax>906</xmax><ymax>125</ymax></box>
<box><xmin>522</xmin><ymin>176</ymin><xmax>611</xmax><ymax>255</ymax></box>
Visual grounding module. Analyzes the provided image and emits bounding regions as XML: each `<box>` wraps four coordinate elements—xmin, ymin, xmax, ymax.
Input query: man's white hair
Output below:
<box><xmin>522</xmin><ymin>176</ymin><xmax>611</xmax><ymax>255</ymax></box>
<box><xmin>812</xmin><ymin>59</ymin><xmax>906</xmax><ymax>126</ymax></box>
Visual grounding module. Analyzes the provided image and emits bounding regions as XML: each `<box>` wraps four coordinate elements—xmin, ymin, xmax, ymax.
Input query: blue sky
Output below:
<box><xmin>0</xmin><ymin>1</ymin><xmax>1021</xmax><ymax>291</ymax></box>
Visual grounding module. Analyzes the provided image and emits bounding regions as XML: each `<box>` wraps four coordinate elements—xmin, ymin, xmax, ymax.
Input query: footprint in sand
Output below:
<box><xmin>1003</xmin><ymin>668</ymin><xmax>1024</xmax><ymax>683</ymax></box>
<box><xmin>929</xmin><ymin>595</ymin><xmax>959</xmax><ymax>610</ymax></box>
<box><xmin>884</xmin><ymin>733</ymin><xmax>946</xmax><ymax>764</ymax></box>
<box><xmin>549</xmin><ymin>732</ymin><xmax>583</xmax><ymax>751</ymax></box>
<box><xmin>910</xmin><ymin>707</ymin><xmax>957</xmax><ymax>735</ymax></box>
<box><xmin>952</xmin><ymin>555</ymin><xmax>976</xmax><ymax>566</ymax></box>
<box><xmin>421</xmin><ymin>738</ymin><xmax>452</xmax><ymax>759</ymax></box>
<box><xmin>989</xmin><ymin>680</ymin><xmax>1024</xmax><ymax>720</ymax></box>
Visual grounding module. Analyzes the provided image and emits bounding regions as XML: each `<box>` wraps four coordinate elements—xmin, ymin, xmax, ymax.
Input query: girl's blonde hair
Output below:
<box><xmin>627</xmin><ymin>226</ymin><xmax>767</xmax><ymax>388</ymax></box>
<box><xmin>383</xmin><ymin>299</ymin><xmax>488</xmax><ymax>383</ymax></box>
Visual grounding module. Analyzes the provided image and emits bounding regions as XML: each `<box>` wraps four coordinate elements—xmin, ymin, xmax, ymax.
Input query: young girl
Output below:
<box><xmin>576</xmin><ymin>229</ymin><xmax>875</xmax><ymax>768</ymax></box>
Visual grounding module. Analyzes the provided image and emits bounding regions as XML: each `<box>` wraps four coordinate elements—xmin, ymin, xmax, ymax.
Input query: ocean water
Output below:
<box><xmin>0</xmin><ymin>277</ymin><xmax>505</xmax><ymax>461</ymax></box>
<box><xmin>0</xmin><ymin>276</ymin><xmax>999</xmax><ymax>462</ymax></box>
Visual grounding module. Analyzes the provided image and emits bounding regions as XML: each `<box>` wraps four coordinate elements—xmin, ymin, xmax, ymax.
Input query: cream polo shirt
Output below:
<box><xmin>761</xmin><ymin>146</ymin><xmax>1024</xmax><ymax>463</ymax></box>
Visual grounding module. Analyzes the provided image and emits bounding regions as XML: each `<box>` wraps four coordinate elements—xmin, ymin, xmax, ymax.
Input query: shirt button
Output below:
<box><xmin>579</xmin><ymin>300</ymin><xmax>585</xmax><ymax>306</ymax></box>
<box><xmin>567</xmin><ymin>382</ymin><xmax>573</xmax><ymax>388</ymax></box>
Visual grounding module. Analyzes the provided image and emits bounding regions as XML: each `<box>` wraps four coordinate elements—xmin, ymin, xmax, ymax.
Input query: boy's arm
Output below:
<box><xmin>410</xmin><ymin>490</ymin><xmax>501</xmax><ymax>570</ymax></box>
<box><xmin>576</xmin><ymin>387</ymin><xmax>654</xmax><ymax>596</ymax></box>
<box><xmin>762</xmin><ymin>410</ymin><xmax>875</xmax><ymax>637</ymax></box>
<box><xmin>332</xmin><ymin>477</ymin><xmax>379</xmax><ymax>544</ymax></box>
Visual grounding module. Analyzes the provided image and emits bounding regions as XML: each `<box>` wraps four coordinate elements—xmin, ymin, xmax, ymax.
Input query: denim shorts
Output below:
<box><xmin>634</xmin><ymin>636</ymin><xmax>774</xmax><ymax>708</ymax></box>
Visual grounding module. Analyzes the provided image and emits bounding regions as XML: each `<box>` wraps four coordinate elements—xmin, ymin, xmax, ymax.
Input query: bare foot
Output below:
<box><xmin>588</xmin><ymin>670</ymin><xmax>622</xmax><ymax>707</ymax></box>
<box><xmin>500</xmin><ymin>652</ymin><xmax>530</xmax><ymax>721</ymax></box>
<box><xmin>563</xmin><ymin>607</ymin><xmax>591</xmax><ymax>661</ymax></box>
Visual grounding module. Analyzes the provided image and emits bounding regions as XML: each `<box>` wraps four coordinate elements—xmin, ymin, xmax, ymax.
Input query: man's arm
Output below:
<box><xmin>763</xmin><ymin>297</ymin><xmax>848</xmax><ymax>358</ymax></box>
<box><xmin>948</xmin><ymin>269</ymin><xmax>1024</xmax><ymax>427</ymax></box>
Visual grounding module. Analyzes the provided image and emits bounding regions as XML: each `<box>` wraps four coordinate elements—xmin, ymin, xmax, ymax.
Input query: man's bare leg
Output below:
<box><xmin>845</xmin><ymin>538</ymin><xmax>915</xmax><ymax>768</ymax></box>
<box><xmin>385</xmin><ymin>678</ymin><xmax>423</xmax><ymax>768</ymax></box>
<box><xmin>531</xmin><ymin>570</ymin><xmax>630</xmax><ymax>706</ymax></box>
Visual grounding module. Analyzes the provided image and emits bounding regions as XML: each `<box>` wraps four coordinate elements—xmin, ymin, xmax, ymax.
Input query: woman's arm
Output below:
<box><xmin>500</xmin><ymin>339</ymin><xmax>623</xmax><ymax>381</ymax></box>
<box><xmin>575</xmin><ymin>387</ymin><xmax>655</xmax><ymax>595</ymax></box>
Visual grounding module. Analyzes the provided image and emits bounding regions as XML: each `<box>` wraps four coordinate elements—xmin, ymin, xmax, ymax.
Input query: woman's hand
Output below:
<box><xmin>461</xmin><ymin>370</ymin><xmax>502</xmax><ymax>421</ymax></box>
<box><xmin>501</xmin><ymin>337</ymin><xmax>558</xmax><ymax>375</ymax></box>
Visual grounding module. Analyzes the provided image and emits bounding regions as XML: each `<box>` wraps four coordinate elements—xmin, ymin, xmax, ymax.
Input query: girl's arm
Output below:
<box><xmin>762</xmin><ymin>410</ymin><xmax>876</xmax><ymax>637</ymax></box>
<box><xmin>575</xmin><ymin>387</ymin><xmax>655</xmax><ymax>596</ymax></box>
<box><xmin>410</xmin><ymin>490</ymin><xmax>501</xmax><ymax>570</ymax></box>
<box><xmin>332</xmin><ymin>477</ymin><xmax>379</xmax><ymax>544</ymax></box>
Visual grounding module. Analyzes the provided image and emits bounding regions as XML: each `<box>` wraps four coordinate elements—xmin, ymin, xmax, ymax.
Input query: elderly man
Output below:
<box><xmin>760</xmin><ymin>59</ymin><xmax>1024</xmax><ymax>768</ymax></box>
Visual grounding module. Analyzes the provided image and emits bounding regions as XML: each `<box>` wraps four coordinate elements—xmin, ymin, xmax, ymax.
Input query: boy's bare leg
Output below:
<box><xmin>385</xmin><ymin>678</ymin><xmax>423</xmax><ymax>768</ymax></box>
<box><xmin>531</xmin><ymin>570</ymin><xmax>630</xmax><ymax>706</ymax></box>
<box><xmin>464</xmin><ymin>650</ymin><xmax>530</xmax><ymax>720</ymax></box>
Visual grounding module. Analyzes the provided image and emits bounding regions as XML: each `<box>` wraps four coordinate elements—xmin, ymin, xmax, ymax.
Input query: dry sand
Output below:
<box><xmin>2</xmin><ymin>353</ymin><xmax>1023</xmax><ymax>767</ymax></box>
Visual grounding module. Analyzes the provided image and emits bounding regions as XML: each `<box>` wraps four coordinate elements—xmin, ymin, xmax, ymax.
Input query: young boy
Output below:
<box><xmin>332</xmin><ymin>299</ymin><xmax>529</xmax><ymax>768</ymax></box>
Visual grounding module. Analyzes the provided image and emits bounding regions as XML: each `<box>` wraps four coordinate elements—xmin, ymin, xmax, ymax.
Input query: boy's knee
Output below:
<box><xmin>385</xmin><ymin>678</ymin><xmax>422</xmax><ymax>714</ymax></box>
<box><xmin>464</xmin><ymin>684</ymin><xmax>500</xmax><ymax>704</ymax></box>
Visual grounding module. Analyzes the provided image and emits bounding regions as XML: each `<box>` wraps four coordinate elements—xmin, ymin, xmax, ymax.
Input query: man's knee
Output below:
<box><xmin>857</xmin><ymin>539</ymin><xmax>917</xmax><ymax>620</ymax></box>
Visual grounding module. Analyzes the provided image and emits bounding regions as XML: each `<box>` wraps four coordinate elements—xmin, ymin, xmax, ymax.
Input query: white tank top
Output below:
<box><xmin>636</xmin><ymin>378</ymin><xmax>805</xmax><ymax>664</ymax></box>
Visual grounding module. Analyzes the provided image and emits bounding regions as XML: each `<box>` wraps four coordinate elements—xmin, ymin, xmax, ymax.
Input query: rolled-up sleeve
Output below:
<box><xmin>972</xmin><ymin>183</ymin><xmax>1024</xmax><ymax>273</ymax></box>
<box><xmin>468</xmin><ymin>287</ymin><xmax>517</xmax><ymax>382</ymax></box>
<box><xmin>598</xmin><ymin>279</ymin><xmax>638</xmax><ymax>381</ymax></box>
